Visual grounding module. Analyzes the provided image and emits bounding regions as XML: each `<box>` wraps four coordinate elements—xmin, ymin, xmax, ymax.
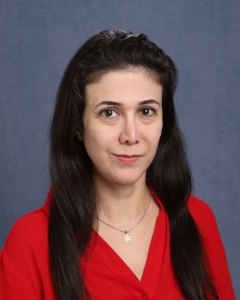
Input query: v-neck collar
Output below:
<box><xmin>44</xmin><ymin>188</ymin><xmax>170</xmax><ymax>298</ymax></box>
<box><xmin>86</xmin><ymin>192</ymin><xmax>169</xmax><ymax>298</ymax></box>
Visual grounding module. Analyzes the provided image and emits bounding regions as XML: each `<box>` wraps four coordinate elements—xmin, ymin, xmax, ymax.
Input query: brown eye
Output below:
<box><xmin>140</xmin><ymin>108</ymin><xmax>155</xmax><ymax>116</ymax></box>
<box><xmin>101</xmin><ymin>109</ymin><xmax>118</xmax><ymax>119</ymax></box>
<box><xmin>104</xmin><ymin>110</ymin><xmax>113</xmax><ymax>117</ymax></box>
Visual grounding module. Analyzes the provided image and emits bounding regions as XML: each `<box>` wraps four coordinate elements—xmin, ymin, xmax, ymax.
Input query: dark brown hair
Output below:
<box><xmin>49</xmin><ymin>29</ymin><xmax>218</xmax><ymax>300</ymax></box>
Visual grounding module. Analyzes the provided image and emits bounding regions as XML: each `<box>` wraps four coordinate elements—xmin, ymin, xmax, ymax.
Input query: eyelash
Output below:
<box><xmin>99</xmin><ymin>107</ymin><xmax>157</xmax><ymax>119</ymax></box>
<box><xmin>100</xmin><ymin>107</ymin><xmax>119</xmax><ymax>119</ymax></box>
<box><xmin>140</xmin><ymin>107</ymin><xmax>157</xmax><ymax>116</ymax></box>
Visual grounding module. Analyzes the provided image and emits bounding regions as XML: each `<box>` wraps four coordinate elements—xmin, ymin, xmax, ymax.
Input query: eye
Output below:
<box><xmin>100</xmin><ymin>109</ymin><xmax>118</xmax><ymax>119</ymax></box>
<box><xmin>140</xmin><ymin>108</ymin><xmax>156</xmax><ymax>116</ymax></box>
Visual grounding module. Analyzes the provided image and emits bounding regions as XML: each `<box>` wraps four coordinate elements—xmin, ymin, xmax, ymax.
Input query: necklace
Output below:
<box><xmin>96</xmin><ymin>194</ymin><xmax>151</xmax><ymax>243</ymax></box>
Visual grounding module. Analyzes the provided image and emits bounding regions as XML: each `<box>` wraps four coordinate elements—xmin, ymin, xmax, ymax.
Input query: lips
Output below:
<box><xmin>114</xmin><ymin>154</ymin><xmax>141</xmax><ymax>164</ymax></box>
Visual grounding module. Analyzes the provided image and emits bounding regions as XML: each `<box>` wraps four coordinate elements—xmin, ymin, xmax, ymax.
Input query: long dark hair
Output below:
<box><xmin>49</xmin><ymin>29</ymin><xmax>218</xmax><ymax>300</ymax></box>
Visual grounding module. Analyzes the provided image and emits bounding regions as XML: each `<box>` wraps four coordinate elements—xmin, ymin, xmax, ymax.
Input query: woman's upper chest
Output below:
<box><xmin>95</xmin><ymin>199</ymin><xmax>160</xmax><ymax>280</ymax></box>
<box><xmin>81</xmin><ymin>202</ymin><xmax>185</xmax><ymax>299</ymax></box>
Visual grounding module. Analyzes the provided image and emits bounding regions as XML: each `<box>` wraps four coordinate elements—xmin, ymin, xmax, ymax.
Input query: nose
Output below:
<box><xmin>119</xmin><ymin>116</ymin><xmax>140</xmax><ymax>145</ymax></box>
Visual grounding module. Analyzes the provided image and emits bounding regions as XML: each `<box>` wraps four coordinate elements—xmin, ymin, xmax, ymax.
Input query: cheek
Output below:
<box><xmin>149</xmin><ymin>125</ymin><xmax>162</xmax><ymax>146</ymax></box>
<box><xmin>83</xmin><ymin>132</ymin><xmax>101</xmax><ymax>154</ymax></box>
<box><xmin>83</xmin><ymin>126</ymin><xmax>115</xmax><ymax>154</ymax></box>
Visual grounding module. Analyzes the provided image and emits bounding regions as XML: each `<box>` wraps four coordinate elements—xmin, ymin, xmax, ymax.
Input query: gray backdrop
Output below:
<box><xmin>0</xmin><ymin>0</ymin><xmax>239</xmax><ymax>297</ymax></box>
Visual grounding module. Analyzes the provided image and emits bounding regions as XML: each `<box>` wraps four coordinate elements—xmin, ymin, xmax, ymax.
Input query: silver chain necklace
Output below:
<box><xmin>96</xmin><ymin>194</ymin><xmax>151</xmax><ymax>243</ymax></box>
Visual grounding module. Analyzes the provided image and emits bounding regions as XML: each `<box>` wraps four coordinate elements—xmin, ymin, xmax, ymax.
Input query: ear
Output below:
<box><xmin>76</xmin><ymin>128</ymin><xmax>83</xmax><ymax>141</ymax></box>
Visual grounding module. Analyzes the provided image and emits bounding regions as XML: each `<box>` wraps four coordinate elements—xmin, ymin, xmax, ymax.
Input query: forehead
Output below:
<box><xmin>85</xmin><ymin>69</ymin><xmax>162</xmax><ymax>105</ymax></box>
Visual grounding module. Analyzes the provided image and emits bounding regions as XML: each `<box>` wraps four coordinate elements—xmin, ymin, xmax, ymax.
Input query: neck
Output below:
<box><xmin>95</xmin><ymin>180</ymin><xmax>151</xmax><ymax>228</ymax></box>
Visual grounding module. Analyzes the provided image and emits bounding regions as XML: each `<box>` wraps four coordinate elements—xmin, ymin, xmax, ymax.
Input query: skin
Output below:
<box><xmin>81</xmin><ymin>68</ymin><xmax>163</xmax><ymax>190</ymax></box>
<box><xmin>78</xmin><ymin>68</ymin><xmax>163</xmax><ymax>279</ymax></box>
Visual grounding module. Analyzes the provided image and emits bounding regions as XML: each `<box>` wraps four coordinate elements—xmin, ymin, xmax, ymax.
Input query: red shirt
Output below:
<box><xmin>0</xmin><ymin>189</ymin><xmax>235</xmax><ymax>299</ymax></box>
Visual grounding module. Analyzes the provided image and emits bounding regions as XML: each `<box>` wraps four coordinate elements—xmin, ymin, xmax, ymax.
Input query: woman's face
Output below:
<box><xmin>79</xmin><ymin>69</ymin><xmax>163</xmax><ymax>188</ymax></box>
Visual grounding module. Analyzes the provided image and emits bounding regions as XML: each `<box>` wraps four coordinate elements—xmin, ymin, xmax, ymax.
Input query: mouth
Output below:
<box><xmin>114</xmin><ymin>154</ymin><xmax>141</xmax><ymax>164</ymax></box>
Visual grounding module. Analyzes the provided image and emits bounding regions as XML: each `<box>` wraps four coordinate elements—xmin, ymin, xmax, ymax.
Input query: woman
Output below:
<box><xmin>0</xmin><ymin>30</ymin><xmax>235</xmax><ymax>300</ymax></box>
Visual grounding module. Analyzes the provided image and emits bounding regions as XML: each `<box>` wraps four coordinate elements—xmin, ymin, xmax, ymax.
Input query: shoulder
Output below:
<box><xmin>186</xmin><ymin>195</ymin><xmax>223</xmax><ymax>253</ymax></box>
<box><xmin>187</xmin><ymin>195</ymin><xmax>216</xmax><ymax>231</ymax></box>
<box><xmin>1</xmin><ymin>204</ymin><xmax>50</xmax><ymax>282</ymax></box>
<box><xmin>187</xmin><ymin>197</ymin><xmax>236</xmax><ymax>298</ymax></box>
<box><xmin>1</xmin><ymin>205</ymin><xmax>49</xmax><ymax>262</ymax></box>
<box><xmin>187</xmin><ymin>194</ymin><xmax>213</xmax><ymax>214</ymax></box>
<box><xmin>0</xmin><ymin>196</ymin><xmax>54</xmax><ymax>299</ymax></box>
<box><xmin>11</xmin><ymin>205</ymin><xmax>48</xmax><ymax>230</ymax></box>
<box><xmin>2</xmin><ymin>188</ymin><xmax>52</xmax><ymax>255</ymax></box>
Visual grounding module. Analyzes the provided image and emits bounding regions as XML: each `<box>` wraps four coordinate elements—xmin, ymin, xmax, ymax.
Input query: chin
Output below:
<box><xmin>111</xmin><ymin>173</ymin><xmax>146</xmax><ymax>186</ymax></box>
<box><xmin>94</xmin><ymin>168</ymin><xmax>147</xmax><ymax>187</ymax></box>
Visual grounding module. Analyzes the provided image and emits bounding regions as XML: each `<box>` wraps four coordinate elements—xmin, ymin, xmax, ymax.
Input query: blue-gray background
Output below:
<box><xmin>0</xmin><ymin>0</ymin><xmax>239</xmax><ymax>297</ymax></box>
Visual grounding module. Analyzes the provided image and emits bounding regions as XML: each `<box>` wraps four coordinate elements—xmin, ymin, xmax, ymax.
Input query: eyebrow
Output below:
<box><xmin>139</xmin><ymin>99</ymin><xmax>161</xmax><ymax>106</ymax></box>
<box><xmin>94</xmin><ymin>99</ymin><xmax>161</xmax><ymax>109</ymax></box>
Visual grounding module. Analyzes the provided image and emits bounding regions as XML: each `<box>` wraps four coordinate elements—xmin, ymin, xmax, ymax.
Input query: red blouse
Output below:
<box><xmin>0</xmin><ymin>189</ymin><xmax>235</xmax><ymax>299</ymax></box>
